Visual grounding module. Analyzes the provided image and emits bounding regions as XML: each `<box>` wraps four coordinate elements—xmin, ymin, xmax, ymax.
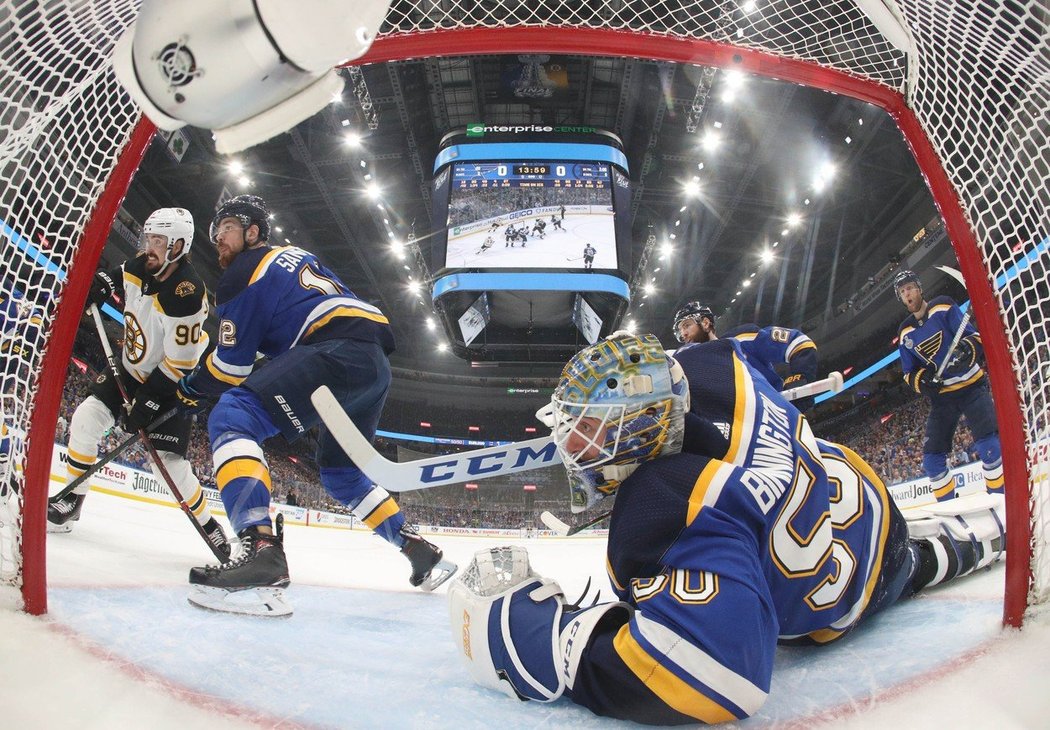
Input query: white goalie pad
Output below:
<box><xmin>905</xmin><ymin>492</ymin><xmax>1006</xmax><ymax>543</ymax></box>
<box><xmin>187</xmin><ymin>585</ymin><xmax>293</xmax><ymax>618</ymax></box>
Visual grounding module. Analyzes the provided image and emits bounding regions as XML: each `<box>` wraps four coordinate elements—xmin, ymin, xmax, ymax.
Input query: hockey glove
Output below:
<box><xmin>911</xmin><ymin>367</ymin><xmax>941</xmax><ymax>398</ymax></box>
<box><xmin>942</xmin><ymin>338</ymin><xmax>977</xmax><ymax>378</ymax></box>
<box><xmin>174</xmin><ymin>375</ymin><xmax>208</xmax><ymax>415</ymax></box>
<box><xmin>122</xmin><ymin>392</ymin><xmax>162</xmax><ymax>432</ymax></box>
<box><xmin>448</xmin><ymin>546</ymin><xmax>631</xmax><ymax>703</ymax></box>
<box><xmin>87</xmin><ymin>270</ymin><xmax>117</xmax><ymax>307</ymax></box>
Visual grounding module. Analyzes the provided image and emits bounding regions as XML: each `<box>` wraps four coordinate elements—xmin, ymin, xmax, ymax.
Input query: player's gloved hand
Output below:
<box><xmin>942</xmin><ymin>338</ymin><xmax>977</xmax><ymax>378</ymax></box>
<box><xmin>914</xmin><ymin>367</ymin><xmax>941</xmax><ymax>398</ymax></box>
<box><xmin>122</xmin><ymin>392</ymin><xmax>162</xmax><ymax>432</ymax></box>
<box><xmin>175</xmin><ymin>375</ymin><xmax>208</xmax><ymax>415</ymax></box>
<box><xmin>87</xmin><ymin>270</ymin><xmax>117</xmax><ymax>307</ymax></box>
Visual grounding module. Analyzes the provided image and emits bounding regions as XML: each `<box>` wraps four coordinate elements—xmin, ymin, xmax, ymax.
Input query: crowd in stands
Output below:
<box><xmin>47</xmin><ymin>326</ymin><xmax>983</xmax><ymax>531</ymax></box>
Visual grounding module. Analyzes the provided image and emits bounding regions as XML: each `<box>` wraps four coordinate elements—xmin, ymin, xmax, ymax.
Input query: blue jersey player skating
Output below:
<box><xmin>672</xmin><ymin>301</ymin><xmax>819</xmax><ymax>411</ymax></box>
<box><xmin>448</xmin><ymin>333</ymin><xmax>1005</xmax><ymax>723</ymax></box>
<box><xmin>895</xmin><ymin>269</ymin><xmax>1003</xmax><ymax>502</ymax></box>
<box><xmin>176</xmin><ymin>195</ymin><xmax>455</xmax><ymax>616</ymax></box>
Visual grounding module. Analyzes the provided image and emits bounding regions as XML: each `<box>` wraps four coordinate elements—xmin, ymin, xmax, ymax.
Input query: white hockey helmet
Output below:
<box><xmin>142</xmin><ymin>207</ymin><xmax>195</xmax><ymax>266</ymax></box>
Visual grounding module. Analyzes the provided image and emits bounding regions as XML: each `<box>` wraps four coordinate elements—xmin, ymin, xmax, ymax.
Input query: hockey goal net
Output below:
<box><xmin>1</xmin><ymin>1</ymin><xmax>1046</xmax><ymax>624</ymax></box>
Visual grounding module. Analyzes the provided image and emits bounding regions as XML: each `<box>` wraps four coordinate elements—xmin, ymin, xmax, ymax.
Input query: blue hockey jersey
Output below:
<box><xmin>190</xmin><ymin>245</ymin><xmax>394</xmax><ymax>396</ymax></box>
<box><xmin>676</xmin><ymin>323</ymin><xmax>816</xmax><ymax>391</ymax></box>
<box><xmin>567</xmin><ymin>339</ymin><xmax>897</xmax><ymax>724</ymax></box>
<box><xmin>897</xmin><ymin>295</ymin><xmax>983</xmax><ymax>394</ymax></box>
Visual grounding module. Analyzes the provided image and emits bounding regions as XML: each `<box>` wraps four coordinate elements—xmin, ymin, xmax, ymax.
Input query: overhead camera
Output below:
<box><xmin>112</xmin><ymin>0</ymin><xmax>392</xmax><ymax>153</ymax></box>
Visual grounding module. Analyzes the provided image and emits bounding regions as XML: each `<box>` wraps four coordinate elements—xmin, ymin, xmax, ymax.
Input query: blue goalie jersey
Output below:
<box><xmin>567</xmin><ymin>340</ymin><xmax>900</xmax><ymax>724</ymax></box>
<box><xmin>191</xmin><ymin>245</ymin><xmax>395</xmax><ymax>396</ymax></box>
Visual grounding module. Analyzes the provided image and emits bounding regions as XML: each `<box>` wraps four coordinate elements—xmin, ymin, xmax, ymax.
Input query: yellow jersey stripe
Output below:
<box><xmin>612</xmin><ymin>624</ymin><xmax>738</xmax><ymax>724</ymax></box>
<box><xmin>304</xmin><ymin>306</ymin><xmax>390</xmax><ymax>340</ymax></box>
<box><xmin>206</xmin><ymin>354</ymin><xmax>246</xmax><ymax>386</ymax></box>
<box><xmin>249</xmin><ymin>247</ymin><xmax>285</xmax><ymax>286</ymax></box>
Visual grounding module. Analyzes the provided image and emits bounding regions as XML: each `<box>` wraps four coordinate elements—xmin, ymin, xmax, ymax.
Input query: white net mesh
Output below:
<box><xmin>0</xmin><ymin>0</ymin><xmax>142</xmax><ymax>589</ymax></box>
<box><xmin>0</xmin><ymin>0</ymin><xmax>1046</xmax><ymax>617</ymax></box>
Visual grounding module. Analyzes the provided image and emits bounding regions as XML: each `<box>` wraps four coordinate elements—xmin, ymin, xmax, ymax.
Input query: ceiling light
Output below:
<box><xmin>343</xmin><ymin>131</ymin><xmax>361</xmax><ymax>147</ymax></box>
<box><xmin>742</xmin><ymin>280</ymin><xmax>751</xmax><ymax>288</ymax></box>
<box><xmin>227</xmin><ymin>160</ymin><xmax>244</xmax><ymax>175</ymax></box>
<box><xmin>787</xmin><ymin>212</ymin><xmax>802</xmax><ymax>227</ymax></box>
<box><xmin>761</xmin><ymin>249</ymin><xmax>775</xmax><ymax>263</ymax></box>
<box><xmin>682</xmin><ymin>180</ymin><xmax>700</xmax><ymax>198</ymax></box>
<box><xmin>702</xmin><ymin>130</ymin><xmax>721</xmax><ymax>151</ymax></box>
<box><xmin>275</xmin><ymin>226</ymin><xmax>283</xmax><ymax>233</ymax></box>
<box><xmin>237</xmin><ymin>175</ymin><xmax>251</xmax><ymax>187</ymax></box>
<box><xmin>340</xmin><ymin>119</ymin><xmax>350</xmax><ymax>127</ymax></box>
<box><xmin>426</xmin><ymin>317</ymin><xmax>436</xmax><ymax>331</ymax></box>
<box><xmin>365</xmin><ymin>182</ymin><xmax>381</xmax><ymax>200</ymax></box>
<box><xmin>437</xmin><ymin>342</ymin><xmax>449</xmax><ymax>353</ymax></box>
<box><xmin>407</xmin><ymin>281</ymin><xmax>421</xmax><ymax>294</ymax></box>
<box><xmin>713</xmin><ymin>121</ymin><xmax>723</xmax><ymax>129</ymax></box>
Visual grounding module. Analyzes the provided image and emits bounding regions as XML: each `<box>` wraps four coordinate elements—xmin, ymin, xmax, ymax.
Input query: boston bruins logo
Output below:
<box><xmin>124</xmin><ymin>312</ymin><xmax>148</xmax><ymax>364</ymax></box>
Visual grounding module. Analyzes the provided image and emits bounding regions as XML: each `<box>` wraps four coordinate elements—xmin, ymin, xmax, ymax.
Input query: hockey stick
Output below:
<box><xmin>565</xmin><ymin>255</ymin><xmax>584</xmax><ymax>261</ymax></box>
<box><xmin>932</xmin><ymin>265</ymin><xmax>973</xmax><ymax>380</ymax></box>
<box><xmin>88</xmin><ymin>305</ymin><xmax>228</xmax><ymax>562</ymax></box>
<box><xmin>781</xmin><ymin>371</ymin><xmax>844</xmax><ymax>401</ymax></box>
<box><xmin>51</xmin><ymin>407</ymin><xmax>177</xmax><ymax>502</ymax></box>
<box><xmin>311</xmin><ymin>385</ymin><xmax>561</xmax><ymax>490</ymax></box>
<box><xmin>540</xmin><ymin>509</ymin><xmax>611</xmax><ymax>536</ymax></box>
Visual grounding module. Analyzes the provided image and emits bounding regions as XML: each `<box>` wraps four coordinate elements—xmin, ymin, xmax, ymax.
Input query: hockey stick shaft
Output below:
<box><xmin>88</xmin><ymin>306</ymin><xmax>226</xmax><ymax>562</ymax></box>
<box><xmin>781</xmin><ymin>371</ymin><xmax>844</xmax><ymax>401</ymax></box>
<box><xmin>51</xmin><ymin>407</ymin><xmax>177</xmax><ymax>501</ymax></box>
<box><xmin>934</xmin><ymin>309</ymin><xmax>973</xmax><ymax>380</ymax></box>
<box><xmin>540</xmin><ymin>509</ymin><xmax>612</xmax><ymax>536</ymax></box>
<box><xmin>311</xmin><ymin>385</ymin><xmax>561</xmax><ymax>491</ymax></box>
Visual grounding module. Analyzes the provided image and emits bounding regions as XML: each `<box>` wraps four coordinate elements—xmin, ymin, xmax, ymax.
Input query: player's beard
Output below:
<box><xmin>143</xmin><ymin>251</ymin><xmax>164</xmax><ymax>275</ymax></box>
<box><xmin>217</xmin><ymin>244</ymin><xmax>237</xmax><ymax>269</ymax></box>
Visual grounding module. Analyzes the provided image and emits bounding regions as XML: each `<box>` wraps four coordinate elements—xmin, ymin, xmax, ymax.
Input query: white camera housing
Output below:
<box><xmin>112</xmin><ymin>0</ymin><xmax>392</xmax><ymax>153</ymax></box>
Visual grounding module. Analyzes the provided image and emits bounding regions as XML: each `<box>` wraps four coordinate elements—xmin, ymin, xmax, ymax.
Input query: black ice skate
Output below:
<box><xmin>202</xmin><ymin>517</ymin><xmax>232</xmax><ymax>562</ymax></box>
<box><xmin>47</xmin><ymin>493</ymin><xmax>86</xmax><ymax>533</ymax></box>
<box><xmin>400</xmin><ymin>524</ymin><xmax>457</xmax><ymax>592</ymax></box>
<box><xmin>187</xmin><ymin>515</ymin><xmax>291</xmax><ymax>617</ymax></box>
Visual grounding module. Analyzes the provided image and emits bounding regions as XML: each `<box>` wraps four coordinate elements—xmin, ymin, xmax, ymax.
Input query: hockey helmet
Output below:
<box><xmin>211</xmin><ymin>194</ymin><xmax>271</xmax><ymax>243</ymax></box>
<box><xmin>892</xmin><ymin>269</ymin><xmax>922</xmax><ymax>302</ymax></box>
<box><xmin>672</xmin><ymin>301</ymin><xmax>714</xmax><ymax>343</ymax></box>
<box><xmin>539</xmin><ymin>332</ymin><xmax>689</xmax><ymax>513</ymax></box>
<box><xmin>142</xmin><ymin>207</ymin><xmax>195</xmax><ymax>266</ymax></box>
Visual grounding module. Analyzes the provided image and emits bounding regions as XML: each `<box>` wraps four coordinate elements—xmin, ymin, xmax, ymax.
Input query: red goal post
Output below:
<box><xmin>1</xmin><ymin>1</ymin><xmax>1046</xmax><ymax>627</ymax></box>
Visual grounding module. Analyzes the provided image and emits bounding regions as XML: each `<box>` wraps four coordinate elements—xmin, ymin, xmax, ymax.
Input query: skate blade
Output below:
<box><xmin>187</xmin><ymin>585</ymin><xmax>293</xmax><ymax>617</ymax></box>
<box><xmin>419</xmin><ymin>558</ymin><xmax>458</xmax><ymax>593</ymax></box>
<box><xmin>46</xmin><ymin>522</ymin><xmax>74</xmax><ymax>534</ymax></box>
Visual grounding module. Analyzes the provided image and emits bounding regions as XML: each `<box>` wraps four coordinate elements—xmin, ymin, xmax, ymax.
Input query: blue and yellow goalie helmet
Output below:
<box><xmin>540</xmin><ymin>333</ymin><xmax>689</xmax><ymax>512</ymax></box>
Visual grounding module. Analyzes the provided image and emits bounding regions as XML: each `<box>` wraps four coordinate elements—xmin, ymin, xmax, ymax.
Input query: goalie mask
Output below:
<box><xmin>142</xmin><ymin>207</ymin><xmax>195</xmax><ymax>267</ymax></box>
<box><xmin>210</xmin><ymin>194</ymin><xmax>271</xmax><ymax>243</ymax></box>
<box><xmin>539</xmin><ymin>333</ymin><xmax>689</xmax><ymax>513</ymax></box>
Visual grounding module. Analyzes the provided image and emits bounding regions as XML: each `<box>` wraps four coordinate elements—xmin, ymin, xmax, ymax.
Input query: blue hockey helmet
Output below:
<box><xmin>672</xmin><ymin>301</ymin><xmax>715</xmax><ymax>343</ymax></box>
<box><xmin>892</xmin><ymin>270</ymin><xmax>922</xmax><ymax>301</ymax></box>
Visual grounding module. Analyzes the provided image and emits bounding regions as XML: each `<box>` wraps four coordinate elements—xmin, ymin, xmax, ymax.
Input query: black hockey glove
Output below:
<box><xmin>174</xmin><ymin>375</ymin><xmax>209</xmax><ymax>415</ymax></box>
<box><xmin>122</xmin><ymin>391</ymin><xmax>162</xmax><ymax>432</ymax></box>
<box><xmin>87</xmin><ymin>270</ymin><xmax>117</xmax><ymax>307</ymax></box>
<box><xmin>942</xmin><ymin>338</ymin><xmax>977</xmax><ymax>378</ymax></box>
<box><xmin>913</xmin><ymin>367</ymin><xmax>941</xmax><ymax>398</ymax></box>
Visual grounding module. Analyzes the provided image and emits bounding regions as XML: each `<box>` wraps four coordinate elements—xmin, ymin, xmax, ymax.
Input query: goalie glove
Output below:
<box><xmin>448</xmin><ymin>546</ymin><xmax>631</xmax><ymax>703</ymax></box>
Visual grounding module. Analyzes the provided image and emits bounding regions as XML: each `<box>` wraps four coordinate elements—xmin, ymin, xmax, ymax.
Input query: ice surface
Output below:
<box><xmin>2</xmin><ymin>490</ymin><xmax>1049</xmax><ymax>729</ymax></box>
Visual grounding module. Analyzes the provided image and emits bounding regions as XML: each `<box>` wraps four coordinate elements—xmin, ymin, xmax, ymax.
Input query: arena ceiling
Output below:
<box><xmin>120</xmin><ymin>52</ymin><xmax>938</xmax><ymax>376</ymax></box>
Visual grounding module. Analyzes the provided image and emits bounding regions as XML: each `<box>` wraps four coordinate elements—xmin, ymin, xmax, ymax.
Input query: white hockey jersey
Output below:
<box><xmin>117</xmin><ymin>255</ymin><xmax>209</xmax><ymax>388</ymax></box>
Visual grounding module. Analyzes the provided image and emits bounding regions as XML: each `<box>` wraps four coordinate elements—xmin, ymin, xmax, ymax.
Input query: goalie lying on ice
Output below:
<box><xmin>448</xmin><ymin>333</ymin><xmax>1006</xmax><ymax>724</ymax></box>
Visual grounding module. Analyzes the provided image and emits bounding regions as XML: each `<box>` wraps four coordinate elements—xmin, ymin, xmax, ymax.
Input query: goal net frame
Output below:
<box><xmin>2</xmin><ymin>1</ymin><xmax>1045</xmax><ymax>628</ymax></box>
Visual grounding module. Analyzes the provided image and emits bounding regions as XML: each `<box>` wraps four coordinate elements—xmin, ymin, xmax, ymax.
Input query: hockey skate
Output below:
<box><xmin>46</xmin><ymin>493</ymin><xmax>86</xmax><ymax>533</ymax></box>
<box><xmin>400</xmin><ymin>524</ymin><xmax>457</xmax><ymax>592</ymax></box>
<box><xmin>187</xmin><ymin>515</ymin><xmax>291</xmax><ymax>617</ymax></box>
<box><xmin>201</xmin><ymin>517</ymin><xmax>233</xmax><ymax>562</ymax></box>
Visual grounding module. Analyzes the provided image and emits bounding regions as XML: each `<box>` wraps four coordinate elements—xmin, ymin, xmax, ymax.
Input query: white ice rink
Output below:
<box><xmin>2</xmin><ymin>489</ymin><xmax>1049</xmax><ymax>729</ymax></box>
<box><xmin>445</xmin><ymin>213</ymin><xmax>617</xmax><ymax>270</ymax></box>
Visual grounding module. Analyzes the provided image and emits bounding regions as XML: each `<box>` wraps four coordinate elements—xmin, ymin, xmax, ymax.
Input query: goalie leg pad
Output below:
<box><xmin>907</xmin><ymin>493</ymin><xmax>1005</xmax><ymax>591</ymax></box>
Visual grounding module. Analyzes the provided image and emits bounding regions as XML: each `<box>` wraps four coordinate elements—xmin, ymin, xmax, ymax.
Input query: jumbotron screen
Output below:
<box><xmin>444</xmin><ymin>161</ymin><xmax>618</xmax><ymax>270</ymax></box>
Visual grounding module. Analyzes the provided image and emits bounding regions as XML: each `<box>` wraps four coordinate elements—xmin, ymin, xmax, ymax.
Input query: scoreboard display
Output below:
<box><xmin>451</xmin><ymin>162</ymin><xmax>612</xmax><ymax>190</ymax></box>
<box><xmin>429</xmin><ymin>127</ymin><xmax>632</xmax><ymax>362</ymax></box>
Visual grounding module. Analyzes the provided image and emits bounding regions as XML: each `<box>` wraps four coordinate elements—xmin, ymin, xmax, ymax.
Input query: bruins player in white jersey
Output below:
<box><xmin>47</xmin><ymin>208</ymin><xmax>230</xmax><ymax>559</ymax></box>
<box><xmin>448</xmin><ymin>333</ymin><xmax>1005</xmax><ymax>724</ymax></box>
